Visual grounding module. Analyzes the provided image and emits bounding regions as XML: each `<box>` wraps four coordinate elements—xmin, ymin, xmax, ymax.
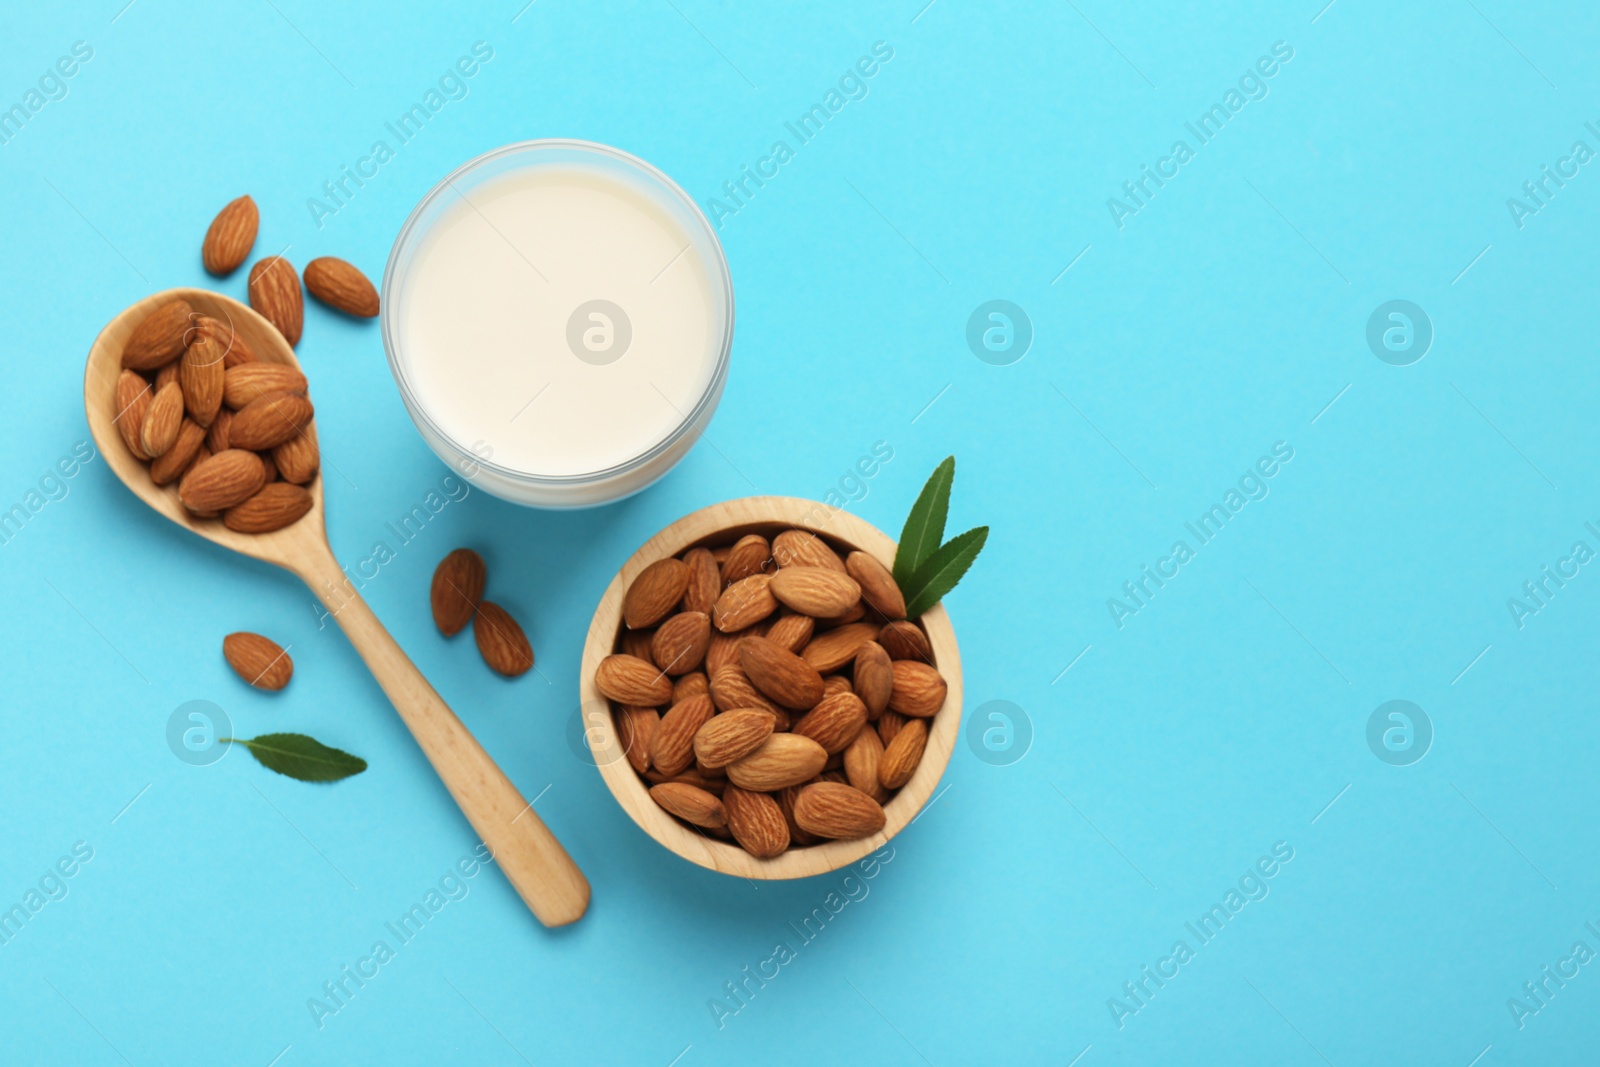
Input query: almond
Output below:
<box><xmin>229</xmin><ymin>392</ymin><xmax>313</xmax><ymax>450</ymax></box>
<box><xmin>202</xmin><ymin>195</ymin><xmax>258</xmax><ymax>275</ymax></box>
<box><xmin>673</xmin><ymin>671</ymin><xmax>709</xmax><ymax>702</ymax></box>
<box><xmin>649</xmin><ymin>782</ymin><xmax>726</xmax><ymax>829</ymax></box>
<box><xmin>651</xmin><ymin>611</ymin><xmax>710</xmax><ymax>675</ymax></box>
<box><xmin>223</xmin><ymin>363</ymin><xmax>307</xmax><ymax>408</ymax></box>
<box><xmin>178</xmin><ymin>332</ymin><xmax>225</xmax><ymax>427</ymax></box>
<box><xmin>792</xmin><ymin>691</ymin><xmax>868</xmax><ymax>754</ymax></box>
<box><xmin>713</xmin><ymin>573</ymin><xmax>777</xmax><ymax>632</ymax></box>
<box><xmin>843</xmin><ymin>726</ymin><xmax>889</xmax><ymax>803</ymax></box>
<box><xmin>620</xmin><ymin>628</ymin><xmax>655</xmax><ymax>662</ymax></box>
<box><xmin>721</xmin><ymin>534</ymin><xmax>772</xmax><ymax>584</ymax></box>
<box><xmin>616</xmin><ymin>706</ymin><xmax>660</xmax><ymax>774</ymax></box>
<box><xmin>723</xmin><ymin>786</ymin><xmax>789</xmax><ymax>858</ymax></box>
<box><xmin>650</xmin><ymin>694</ymin><xmax>715</xmax><ymax>776</ymax></box>
<box><xmin>204</xmin><ymin>407</ymin><xmax>233</xmax><ymax>453</ymax></box>
<box><xmin>680</xmin><ymin>547</ymin><xmax>721</xmax><ymax>614</ymax></box>
<box><xmin>846</xmin><ymin>550</ymin><xmax>907</xmax><ymax>620</ymax></box>
<box><xmin>430</xmin><ymin>548</ymin><xmax>486</xmax><ymax>636</ymax></box>
<box><xmin>765</xmin><ymin>613</ymin><xmax>815</xmax><ymax>654</ymax></box>
<box><xmin>222</xmin><ymin>481</ymin><xmax>313</xmax><ymax>532</ymax></box>
<box><xmin>154</xmin><ymin>362</ymin><xmax>180</xmax><ymax>392</ymax></box>
<box><xmin>889</xmin><ymin>660</ymin><xmax>947</xmax><ymax>717</ymax></box>
<box><xmin>777</xmin><ymin>784</ymin><xmax>822</xmax><ymax>847</ymax></box>
<box><xmin>770</xmin><ymin>566</ymin><xmax>861</xmax><ymax>618</ymax></box>
<box><xmin>878</xmin><ymin>620</ymin><xmax>932</xmax><ymax>662</ymax></box>
<box><xmin>595</xmin><ymin>654</ymin><xmax>673</xmax><ymax>706</ymax></box>
<box><xmin>853</xmin><ymin>641</ymin><xmax>894</xmax><ymax>719</ymax></box>
<box><xmin>800</xmin><ymin>621</ymin><xmax>879</xmax><ymax>673</ymax></box>
<box><xmin>474</xmin><ymin>601</ymin><xmax>534</xmax><ymax>676</ymax></box>
<box><xmin>772</xmin><ymin>528</ymin><xmax>847</xmax><ymax>572</ymax></box>
<box><xmin>878</xmin><ymin>717</ymin><xmax>927</xmax><ymax>789</ymax></box>
<box><xmin>122</xmin><ymin>299</ymin><xmax>195</xmax><ymax>370</ymax></box>
<box><xmin>708</xmin><ymin>665</ymin><xmax>786</xmax><ymax>726</ymax></box>
<box><xmin>624</xmin><ymin>558</ymin><xmax>690</xmax><ymax>629</ymax></box>
<box><xmin>140</xmin><ymin>381</ymin><xmax>184</xmax><ymax>456</ymax></box>
<box><xmin>304</xmin><ymin>256</ymin><xmax>380</xmax><ymax>317</ymax></box>
<box><xmin>739</xmin><ymin>636</ymin><xmax>824</xmax><ymax>710</ymax></box>
<box><xmin>823</xmin><ymin>674</ymin><xmax>853</xmax><ymax>698</ymax></box>
<box><xmin>178</xmin><ymin>449</ymin><xmax>267</xmax><ymax>513</ymax></box>
<box><xmin>793</xmin><ymin>781</ymin><xmax>886</xmax><ymax>840</ymax></box>
<box><xmin>249</xmin><ymin>256</ymin><xmax>303</xmax><ymax>346</ymax></box>
<box><xmin>259</xmin><ymin>451</ymin><xmax>278</xmax><ymax>483</ymax></box>
<box><xmin>693</xmin><ymin>709</ymin><xmax>775</xmax><ymax>770</ymax></box>
<box><xmin>644</xmin><ymin>767</ymin><xmax>725</xmax><ymax>795</ymax></box>
<box><xmin>222</xmin><ymin>631</ymin><xmax>293</xmax><ymax>690</ymax></box>
<box><xmin>149</xmin><ymin>419</ymin><xmax>207</xmax><ymax>485</ymax></box>
<box><xmin>877</xmin><ymin>709</ymin><xmax>907</xmax><ymax>747</ymax></box>
<box><xmin>725</xmin><ymin>733</ymin><xmax>828</xmax><ymax>792</ymax></box>
<box><xmin>112</xmin><ymin>371</ymin><xmax>153</xmax><ymax>460</ymax></box>
<box><xmin>706</xmin><ymin>628</ymin><xmax>743</xmax><ymax>674</ymax></box>
<box><xmin>272</xmin><ymin>420</ymin><xmax>319</xmax><ymax>484</ymax></box>
<box><xmin>190</xmin><ymin>314</ymin><xmax>257</xmax><ymax>367</ymax></box>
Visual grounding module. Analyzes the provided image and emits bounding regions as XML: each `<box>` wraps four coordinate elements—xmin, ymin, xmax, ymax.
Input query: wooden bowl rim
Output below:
<box><xmin>578</xmin><ymin>496</ymin><xmax>961</xmax><ymax>880</ymax></box>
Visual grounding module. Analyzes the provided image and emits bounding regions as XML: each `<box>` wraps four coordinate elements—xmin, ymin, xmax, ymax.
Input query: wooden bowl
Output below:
<box><xmin>579</xmin><ymin>496</ymin><xmax>962</xmax><ymax>879</ymax></box>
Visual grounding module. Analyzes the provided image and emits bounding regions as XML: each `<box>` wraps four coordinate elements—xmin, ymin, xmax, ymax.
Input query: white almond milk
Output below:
<box><xmin>385</xmin><ymin>144</ymin><xmax>731</xmax><ymax>506</ymax></box>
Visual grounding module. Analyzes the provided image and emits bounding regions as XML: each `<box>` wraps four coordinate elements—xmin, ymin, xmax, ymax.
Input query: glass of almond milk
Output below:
<box><xmin>381</xmin><ymin>140</ymin><xmax>733</xmax><ymax>507</ymax></box>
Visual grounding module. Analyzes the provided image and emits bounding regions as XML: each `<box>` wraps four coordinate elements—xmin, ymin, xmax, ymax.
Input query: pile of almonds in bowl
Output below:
<box><xmin>591</xmin><ymin>515</ymin><xmax>954</xmax><ymax>864</ymax></box>
<box><xmin>111</xmin><ymin>297</ymin><xmax>319</xmax><ymax>532</ymax></box>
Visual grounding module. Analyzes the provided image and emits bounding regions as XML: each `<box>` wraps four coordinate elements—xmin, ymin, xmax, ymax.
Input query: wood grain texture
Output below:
<box><xmin>85</xmin><ymin>289</ymin><xmax>589</xmax><ymax>927</ymax></box>
<box><xmin>581</xmin><ymin>497</ymin><xmax>962</xmax><ymax>880</ymax></box>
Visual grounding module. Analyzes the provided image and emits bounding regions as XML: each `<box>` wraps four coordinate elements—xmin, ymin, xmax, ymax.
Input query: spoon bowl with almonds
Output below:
<box><xmin>84</xmin><ymin>287</ymin><xmax>589</xmax><ymax>927</ymax></box>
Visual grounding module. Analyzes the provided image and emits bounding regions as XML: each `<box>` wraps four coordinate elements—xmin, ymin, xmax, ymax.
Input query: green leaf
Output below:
<box><xmin>902</xmin><ymin>526</ymin><xmax>988</xmax><ymax>619</ymax></box>
<box><xmin>893</xmin><ymin>456</ymin><xmax>955</xmax><ymax>589</ymax></box>
<box><xmin>224</xmin><ymin>733</ymin><xmax>368</xmax><ymax>782</ymax></box>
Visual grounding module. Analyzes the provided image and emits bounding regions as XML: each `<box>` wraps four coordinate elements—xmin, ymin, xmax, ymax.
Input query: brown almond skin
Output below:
<box><xmin>122</xmin><ymin>299</ymin><xmax>195</xmax><ymax>370</ymax></box>
<box><xmin>620</xmin><ymin>628</ymin><xmax>655</xmax><ymax>662</ymax></box>
<box><xmin>650</xmin><ymin>694</ymin><xmax>715</xmax><ymax>776</ymax></box>
<box><xmin>651</xmin><ymin>611</ymin><xmax>710</xmax><ymax>675</ymax></box>
<box><xmin>649</xmin><ymin>782</ymin><xmax>726</xmax><ymax>829</ymax></box>
<box><xmin>713</xmin><ymin>573</ymin><xmax>778</xmax><ymax>632</ymax></box>
<box><xmin>673</xmin><ymin>671</ymin><xmax>709</xmax><ymax>703</ymax></box>
<box><xmin>708</xmin><ymin>664</ymin><xmax>785</xmax><ymax>724</ymax></box>
<box><xmin>431</xmin><ymin>548</ymin><xmax>486</xmax><ymax>636</ymax></box>
<box><xmin>178</xmin><ymin>449</ymin><xmax>267</xmax><ymax>513</ymax></box>
<box><xmin>769</xmin><ymin>566</ymin><xmax>861</xmax><ymax>618</ymax></box>
<box><xmin>149</xmin><ymin>419</ymin><xmax>207</xmax><ymax>485</ymax></box>
<box><xmin>723</xmin><ymin>786</ymin><xmax>789</xmax><ymax>858</ymax></box>
<box><xmin>624</xmin><ymin>558</ymin><xmax>690</xmax><ymax>630</ymax></box>
<box><xmin>595</xmin><ymin>654</ymin><xmax>673</xmax><ymax>706</ymax></box>
<box><xmin>680</xmin><ymin>547</ymin><xmax>721</xmax><ymax>614</ymax></box>
<box><xmin>249</xmin><ymin>256</ymin><xmax>304</xmax><ymax>346</ymax></box>
<box><xmin>706</xmin><ymin>628</ymin><xmax>743</xmax><ymax>675</ymax></box>
<box><xmin>877</xmin><ymin>709</ymin><xmax>907</xmax><ymax>748</ymax></box>
<box><xmin>843</xmin><ymin>726</ymin><xmax>889</xmax><ymax>803</ymax></box>
<box><xmin>223</xmin><ymin>363</ymin><xmax>308</xmax><ymax>408</ymax></box>
<box><xmin>204</xmin><ymin>407</ymin><xmax>233</xmax><ymax>453</ymax></box>
<box><xmin>793</xmin><ymin>691</ymin><xmax>869</xmax><ymax>755</ymax></box>
<box><xmin>846</xmin><ymin>551</ymin><xmax>907</xmax><ymax>620</ymax></box>
<box><xmin>693</xmin><ymin>709</ymin><xmax>775</xmax><ymax>770</ymax></box>
<box><xmin>777</xmin><ymin>784</ymin><xmax>823</xmax><ymax>846</ymax></box>
<box><xmin>800</xmin><ymin>621</ymin><xmax>880</xmax><ymax>673</ymax></box>
<box><xmin>888</xmin><ymin>660</ymin><xmax>948</xmax><ymax>717</ymax></box>
<box><xmin>273</xmin><ymin>421</ymin><xmax>319</xmax><ymax>484</ymax></box>
<box><xmin>222</xmin><ymin>631</ymin><xmax>292</xmax><ymax>690</ymax></box>
<box><xmin>765</xmin><ymin>613</ymin><xmax>815</xmax><ymax>654</ymax></box>
<box><xmin>853</xmin><ymin>641</ymin><xmax>894</xmax><ymax>719</ymax></box>
<box><xmin>474</xmin><ymin>601</ymin><xmax>534</xmax><ymax>676</ymax></box>
<box><xmin>879</xmin><ymin>717</ymin><xmax>927</xmax><ymax>789</ymax></box>
<box><xmin>112</xmin><ymin>371</ymin><xmax>153</xmax><ymax>459</ymax></box>
<box><xmin>304</xmin><ymin>256</ymin><xmax>380</xmax><ymax>317</ymax></box>
<box><xmin>878</xmin><ymin>620</ymin><xmax>933</xmax><ymax>662</ymax></box>
<box><xmin>739</xmin><ymin>636</ymin><xmax>825</xmax><ymax>711</ymax></box>
<box><xmin>230</xmin><ymin>393</ymin><xmax>314</xmax><ymax>450</ymax></box>
<box><xmin>141</xmin><ymin>381</ymin><xmax>184</xmax><ymax>456</ymax></box>
<box><xmin>772</xmin><ymin>529</ymin><xmax>847</xmax><ymax>571</ymax></box>
<box><xmin>725</xmin><ymin>733</ymin><xmax>828</xmax><ymax>792</ymax></box>
<box><xmin>179</xmin><ymin>333</ymin><xmax>226</xmax><ymax>427</ymax></box>
<box><xmin>721</xmin><ymin>534</ymin><xmax>772</xmax><ymax>585</ymax></box>
<box><xmin>793</xmin><ymin>781</ymin><xmax>887</xmax><ymax>839</ymax></box>
<box><xmin>221</xmin><ymin>482</ymin><xmax>313</xmax><ymax>532</ymax></box>
<box><xmin>616</xmin><ymin>706</ymin><xmax>660</xmax><ymax>774</ymax></box>
<box><xmin>203</xmin><ymin>195</ymin><xmax>258</xmax><ymax>275</ymax></box>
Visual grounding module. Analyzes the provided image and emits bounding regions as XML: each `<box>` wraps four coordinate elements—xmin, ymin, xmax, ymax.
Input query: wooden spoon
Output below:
<box><xmin>84</xmin><ymin>288</ymin><xmax>589</xmax><ymax>927</ymax></box>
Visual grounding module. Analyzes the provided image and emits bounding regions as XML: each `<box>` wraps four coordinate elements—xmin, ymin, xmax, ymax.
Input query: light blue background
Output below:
<box><xmin>3</xmin><ymin>0</ymin><xmax>1598</xmax><ymax>1063</ymax></box>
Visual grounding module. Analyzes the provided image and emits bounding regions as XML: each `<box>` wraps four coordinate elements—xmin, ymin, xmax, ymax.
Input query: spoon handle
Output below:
<box><xmin>296</xmin><ymin>547</ymin><xmax>590</xmax><ymax>927</ymax></box>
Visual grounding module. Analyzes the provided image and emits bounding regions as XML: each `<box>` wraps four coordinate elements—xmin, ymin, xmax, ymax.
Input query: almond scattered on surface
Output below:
<box><xmin>303</xmin><ymin>256</ymin><xmax>379</xmax><ymax>318</ymax></box>
<box><xmin>430</xmin><ymin>548</ymin><xmax>486</xmax><ymax>636</ymax></box>
<box><xmin>223</xmin><ymin>631</ymin><xmax>293</xmax><ymax>690</ymax></box>
<box><xmin>202</xmin><ymin>196</ymin><xmax>258</xmax><ymax>276</ymax></box>
<box><xmin>473</xmin><ymin>601</ymin><xmax>534</xmax><ymax>677</ymax></box>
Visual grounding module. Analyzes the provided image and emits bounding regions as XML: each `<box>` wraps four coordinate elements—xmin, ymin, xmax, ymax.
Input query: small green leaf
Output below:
<box><xmin>224</xmin><ymin>733</ymin><xmax>368</xmax><ymax>782</ymax></box>
<box><xmin>902</xmin><ymin>526</ymin><xmax>988</xmax><ymax>619</ymax></box>
<box><xmin>893</xmin><ymin>456</ymin><xmax>955</xmax><ymax>589</ymax></box>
